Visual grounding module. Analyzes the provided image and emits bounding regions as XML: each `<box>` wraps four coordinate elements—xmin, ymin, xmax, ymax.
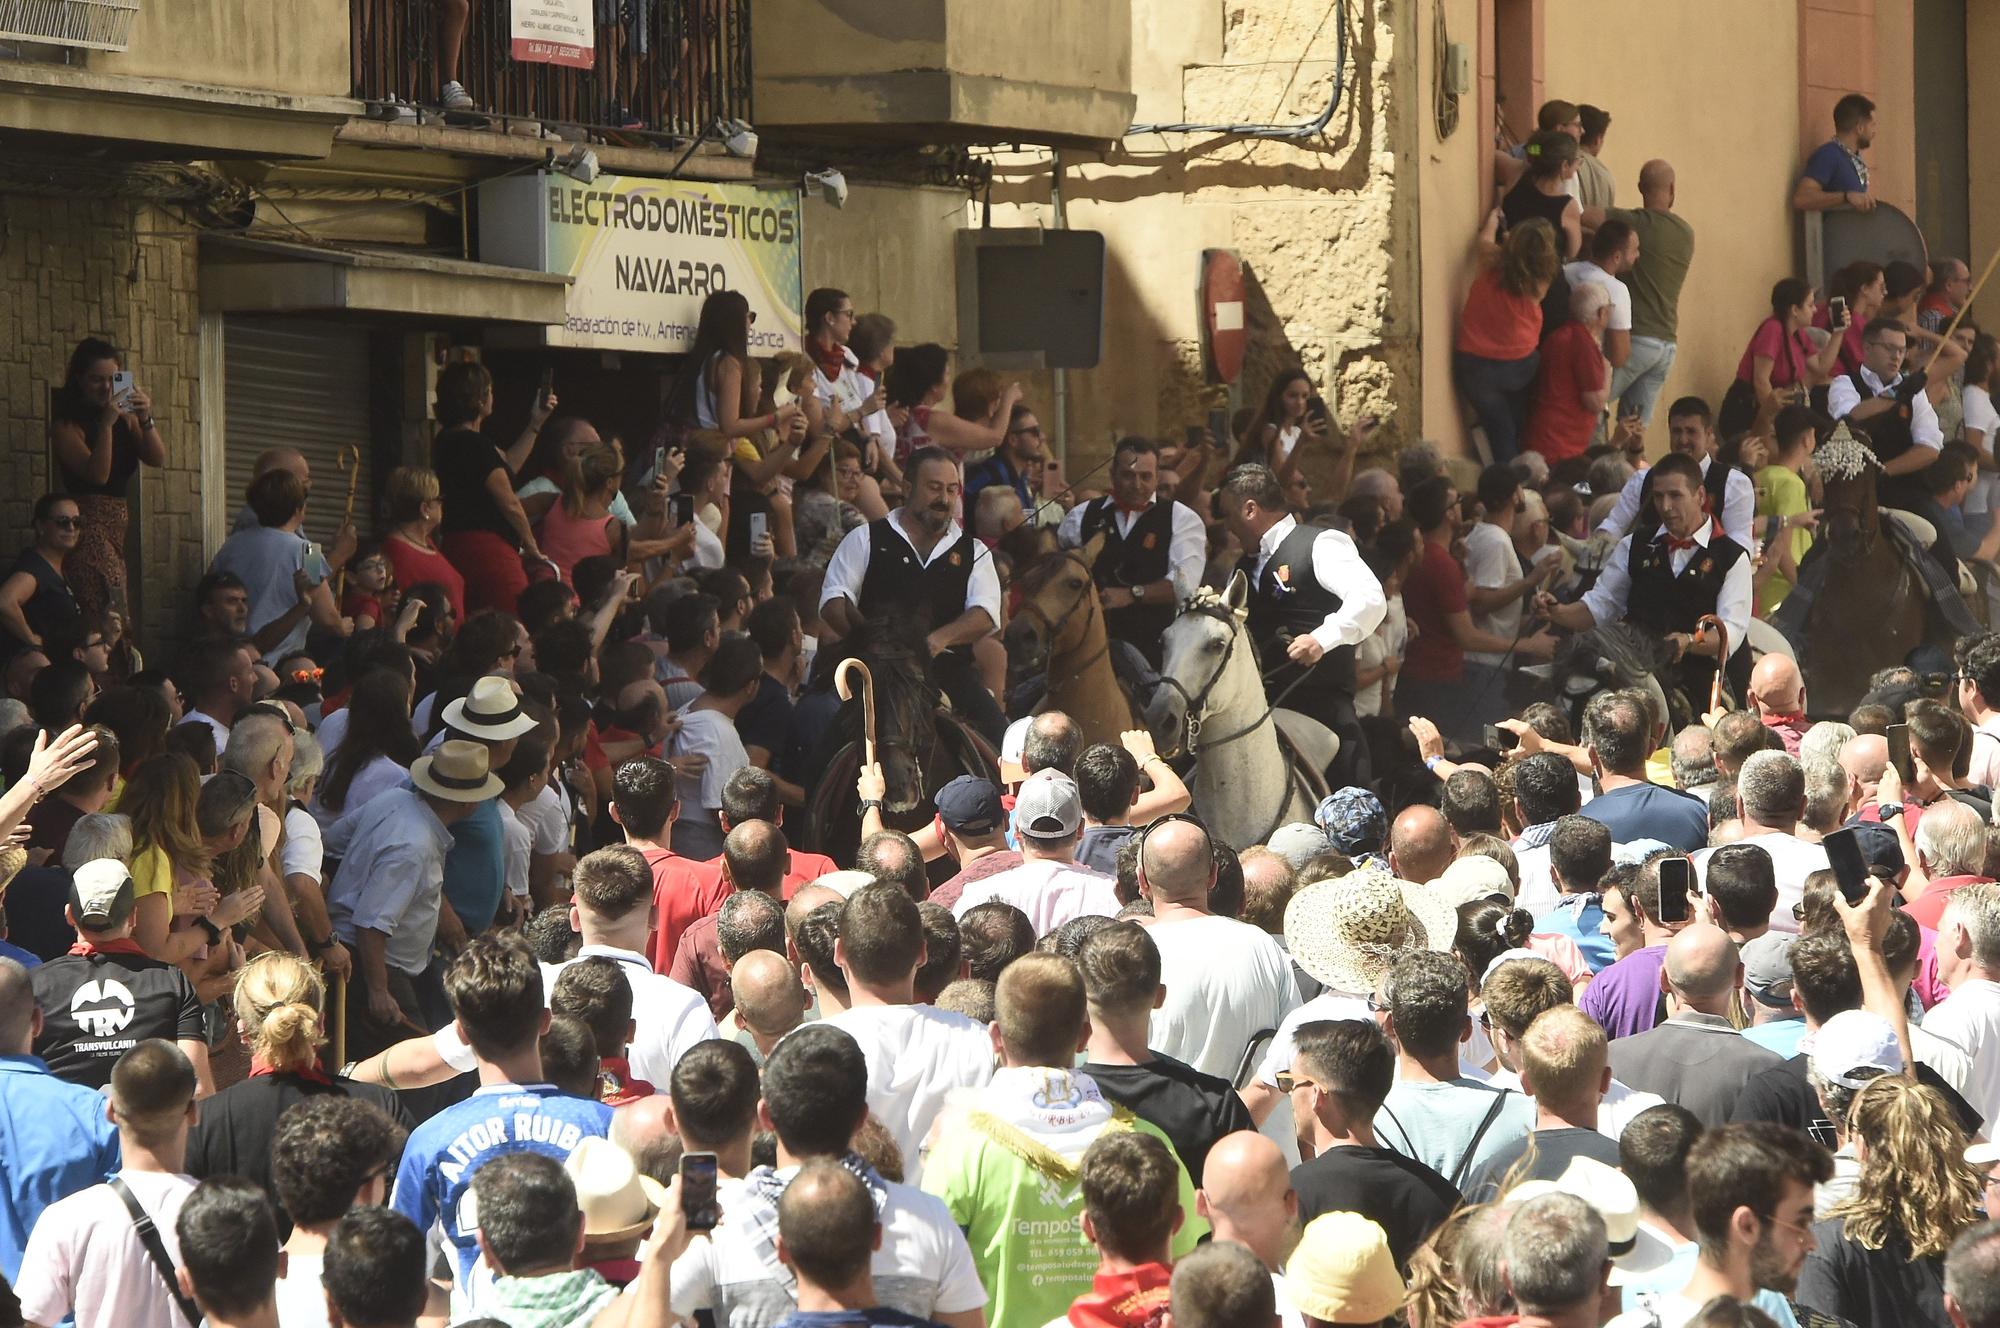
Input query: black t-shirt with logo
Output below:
<box><xmin>29</xmin><ymin>945</ymin><xmax>205</xmax><ymax>1089</ymax></box>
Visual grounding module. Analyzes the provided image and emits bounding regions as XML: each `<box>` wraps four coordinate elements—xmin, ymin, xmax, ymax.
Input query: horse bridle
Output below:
<box><xmin>1161</xmin><ymin>602</ymin><xmax>1327</xmax><ymax>757</ymax></box>
<box><xmin>1016</xmin><ymin>550</ymin><xmax>1113</xmax><ymax>699</ymax></box>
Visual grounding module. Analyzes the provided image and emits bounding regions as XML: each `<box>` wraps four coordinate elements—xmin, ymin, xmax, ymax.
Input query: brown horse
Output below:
<box><xmin>1796</xmin><ymin>456</ymin><xmax>1929</xmax><ymax>716</ymax></box>
<box><xmin>1001</xmin><ymin>535</ymin><xmax>1140</xmax><ymax>749</ymax></box>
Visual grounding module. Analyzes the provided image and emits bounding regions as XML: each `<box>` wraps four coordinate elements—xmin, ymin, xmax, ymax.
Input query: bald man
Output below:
<box><xmin>1194</xmin><ymin>1131</ymin><xmax>1302</xmax><ymax>1277</ymax></box>
<box><xmin>1605</xmin><ymin>158</ymin><xmax>1692</xmax><ymax>430</ymax></box>
<box><xmin>1838</xmin><ymin>733</ymin><xmax>1890</xmax><ymax>821</ymax></box>
<box><xmin>1387</xmin><ymin>806</ymin><xmax>1457</xmax><ymax>885</ymax></box>
<box><xmin>1137</xmin><ymin>818</ymin><xmax>1299</xmax><ymax>1080</ymax></box>
<box><xmin>1607</xmin><ymin>923</ymin><xmax>1782</xmax><ymax>1125</ymax></box>
<box><xmin>725</xmin><ymin>949</ymin><xmax>807</xmax><ymax>1064</ymax></box>
<box><xmin>1747</xmin><ymin>654</ymin><xmax>1808</xmax><ymax>755</ymax></box>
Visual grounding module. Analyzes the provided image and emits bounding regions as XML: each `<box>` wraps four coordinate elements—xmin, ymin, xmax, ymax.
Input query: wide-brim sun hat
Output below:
<box><xmin>442</xmin><ymin>674</ymin><xmax>538</xmax><ymax>740</ymax></box>
<box><xmin>567</xmin><ymin>1137</ymin><xmax>673</xmax><ymax>1245</ymax></box>
<box><xmin>410</xmin><ymin>739</ymin><xmax>504</xmax><ymax>803</ymax></box>
<box><xmin>1284</xmin><ymin>867</ymin><xmax>1432</xmax><ymax>995</ymax></box>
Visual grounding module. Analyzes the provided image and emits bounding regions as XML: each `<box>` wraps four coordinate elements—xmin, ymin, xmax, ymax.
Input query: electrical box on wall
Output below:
<box><xmin>1446</xmin><ymin>41</ymin><xmax>1473</xmax><ymax>96</ymax></box>
<box><xmin>954</xmin><ymin>228</ymin><xmax>1106</xmax><ymax>370</ymax></box>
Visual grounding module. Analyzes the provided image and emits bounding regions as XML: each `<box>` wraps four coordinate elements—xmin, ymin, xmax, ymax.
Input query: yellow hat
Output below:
<box><xmin>1287</xmin><ymin>1212</ymin><xmax>1407</xmax><ymax>1324</ymax></box>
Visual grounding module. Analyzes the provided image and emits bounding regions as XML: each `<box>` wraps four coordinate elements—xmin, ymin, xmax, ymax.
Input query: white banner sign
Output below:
<box><xmin>511</xmin><ymin>0</ymin><xmax>593</xmax><ymax>68</ymax></box>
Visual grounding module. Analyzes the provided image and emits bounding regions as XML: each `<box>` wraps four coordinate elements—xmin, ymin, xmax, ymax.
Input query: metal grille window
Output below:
<box><xmin>349</xmin><ymin>0</ymin><xmax>751</xmax><ymax>137</ymax></box>
<box><xmin>0</xmin><ymin>0</ymin><xmax>139</xmax><ymax>50</ymax></box>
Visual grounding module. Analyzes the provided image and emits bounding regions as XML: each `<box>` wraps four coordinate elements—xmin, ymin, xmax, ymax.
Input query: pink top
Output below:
<box><xmin>385</xmin><ymin>532</ymin><xmax>466</xmax><ymax>622</ymax></box>
<box><xmin>1735</xmin><ymin>317</ymin><xmax>1816</xmax><ymax>387</ymax></box>
<box><xmin>536</xmin><ymin>502</ymin><xmax>616</xmax><ymax>586</ymax></box>
<box><xmin>1456</xmin><ymin>267</ymin><xmax>1544</xmax><ymax>361</ymax></box>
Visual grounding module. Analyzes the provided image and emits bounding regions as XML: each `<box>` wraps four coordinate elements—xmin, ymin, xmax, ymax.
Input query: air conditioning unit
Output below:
<box><xmin>0</xmin><ymin>0</ymin><xmax>140</xmax><ymax>51</ymax></box>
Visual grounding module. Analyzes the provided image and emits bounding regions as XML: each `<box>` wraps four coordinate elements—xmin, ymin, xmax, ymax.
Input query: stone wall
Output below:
<box><xmin>0</xmin><ymin>195</ymin><xmax>206</xmax><ymax>657</ymax></box>
<box><xmin>984</xmin><ymin>0</ymin><xmax>1418</xmax><ymax>495</ymax></box>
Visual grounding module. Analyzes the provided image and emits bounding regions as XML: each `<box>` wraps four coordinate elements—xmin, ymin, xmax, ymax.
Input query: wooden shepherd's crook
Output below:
<box><xmin>333</xmin><ymin>444</ymin><xmax>363</xmax><ymax>600</ymax></box>
<box><xmin>1697</xmin><ymin>613</ymin><xmax>1729</xmax><ymax>718</ymax></box>
<box><xmin>835</xmin><ymin>658</ymin><xmax>878</xmax><ymax>771</ymax></box>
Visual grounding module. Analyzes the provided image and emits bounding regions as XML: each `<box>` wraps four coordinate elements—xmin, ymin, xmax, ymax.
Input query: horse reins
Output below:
<box><xmin>1015</xmin><ymin>549</ymin><xmax>1114</xmax><ymax>701</ymax></box>
<box><xmin>1163</xmin><ymin>603</ymin><xmax>1325</xmax><ymax>756</ymax></box>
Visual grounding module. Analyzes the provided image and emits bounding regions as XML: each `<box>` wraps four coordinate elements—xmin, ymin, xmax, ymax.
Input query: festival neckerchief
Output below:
<box><xmin>1065</xmin><ymin>1263</ymin><xmax>1174</xmax><ymax>1328</ymax></box>
<box><xmin>66</xmin><ymin>938</ymin><xmax>150</xmax><ymax>959</ymax></box>
<box><xmin>249</xmin><ymin>1053</ymin><xmax>332</xmax><ymax>1086</ymax></box>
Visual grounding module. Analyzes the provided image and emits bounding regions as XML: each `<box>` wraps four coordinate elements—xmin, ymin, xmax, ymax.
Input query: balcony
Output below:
<box><xmin>0</xmin><ymin>0</ymin><xmax>138</xmax><ymax>51</ymax></box>
<box><xmin>752</xmin><ymin>0</ymin><xmax>1133</xmax><ymax>147</ymax></box>
<box><xmin>351</xmin><ymin>0</ymin><xmax>751</xmax><ymax>142</ymax></box>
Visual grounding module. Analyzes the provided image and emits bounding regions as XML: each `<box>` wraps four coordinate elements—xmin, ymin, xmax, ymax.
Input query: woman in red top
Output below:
<box><xmin>1453</xmin><ymin>214</ymin><xmax>1560</xmax><ymax>464</ymax></box>
<box><xmin>382</xmin><ymin>464</ymin><xmax>467</xmax><ymax>622</ymax></box>
<box><xmin>536</xmin><ymin>444</ymin><xmax>626</xmax><ymax>586</ymax></box>
<box><xmin>1394</xmin><ymin>476</ymin><xmax>1555</xmax><ymax>746</ymax></box>
<box><xmin>1737</xmin><ymin>278</ymin><xmax>1848</xmax><ymax>415</ymax></box>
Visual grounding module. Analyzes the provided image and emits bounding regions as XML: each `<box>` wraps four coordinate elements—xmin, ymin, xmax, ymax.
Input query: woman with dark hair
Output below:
<box><xmin>0</xmin><ymin>494</ymin><xmax>83</xmax><ymax>657</ymax></box>
<box><xmin>1500</xmin><ymin>130</ymin><xmax>1583</xmax><ymax>337</ymax></box>
<box><xmin>312</xmin><ymin>668</ymin><xmax>421</xmax><ymax>828</ymax></box>
<box><xmin>1233</xmin><ymin>368</ymin><xmax>1325</xmax><ymax>475</ymax></box>
<box><xmin>882</xmin><ymin>343</ymin><xmax>1016</xmax><ymax>460</ymax></box>
<box><xmin>1731</xmin><ymin>279</ymin><xmax>1846</xmax><ymax>429</ymax></box>
<box><xmin>1453</xmin><ymin>216</ymin><xmax>1561</xmax><ymax>462</ymax></box>
<box><xmin>417</xmin><ymin>608</ymin><xmax>525</xmax><ymax>741</ymax></box>
<box><xmin>48</xmin><ymin>337</ymin><xmax>167</xmax><ymax>620</ymax></box>
<box><xmin>1816</xmin><ymin>260</ymin><xmax>1888</xmax><ymax>377</ymax></box>
<box><xmin>430</xmin><ymin>359</ymin><xmax>554</xmax><ymax>615</ymax></box>
<box><xmin>84</xmin><ymin>682</ymin><xmax>172</xmax><ymax>777</ymax></box>
<box><xmin>667</xmin><ymin>290</ymin><xmax>802</xmax><ymax>440</ymax></box>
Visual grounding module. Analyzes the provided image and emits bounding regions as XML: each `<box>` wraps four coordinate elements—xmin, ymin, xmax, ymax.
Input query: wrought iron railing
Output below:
<box><xmin>351</xmin><ymin>0</ymin><xmax>750</xmax><ymax>140</ymax></box>
<box><xmin>0</xmin><ymin>0</ymin><xmax>138</xmax><ymax>51</ymax></box>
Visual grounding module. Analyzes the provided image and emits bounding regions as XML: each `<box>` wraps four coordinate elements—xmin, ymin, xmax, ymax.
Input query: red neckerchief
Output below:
<box><xmin>1761</xmin><ymin>711</ymin><xmax>1807</xmax><ymax>731</ymax></box>
<box><xmin>249</xmin><ymin>1054</ymin><xmax>332</xmax><ymax>1086</ymax></box>
<box><xmin>597</xmin><ymin>1057</ymin><xmax>655</xmax><ymax>1107</ymax></box>
<box><xmin>807</xmin><ymin>337</ymin><xmax>846</xmax><ymax>384</ymax></box>
<box><xmin>1113</xmin><ymin>495</ymin><xmax>1152</xmax><ymax>518</ymax></box>
<box><xmin>67</xmin><ymin>938</ymin><xmax>150</xmax><ymax>959</ymax></box>
<box><xmin>1067</xmin><ymin>1263</ymin><xmax>1174</xmax><ymax>1328</ymax></box>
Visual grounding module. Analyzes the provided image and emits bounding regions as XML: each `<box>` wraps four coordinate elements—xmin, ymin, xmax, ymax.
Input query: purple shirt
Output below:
<box><xmin>1578</xmin><ymin>945</ymin><xmax>1667</xmax><ymax>1040</ymax></box>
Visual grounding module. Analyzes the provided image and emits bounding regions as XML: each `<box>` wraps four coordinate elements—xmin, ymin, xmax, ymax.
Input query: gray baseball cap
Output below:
<box><xmin>1741</xmin><ymin>932</ymin><xmax>1796</xmax><ymax>1008</ymax></box>
<box><xmin>1013</xmin><ymin>769</ymin><xmax>1082</xmax><ymax>838</ymax></box>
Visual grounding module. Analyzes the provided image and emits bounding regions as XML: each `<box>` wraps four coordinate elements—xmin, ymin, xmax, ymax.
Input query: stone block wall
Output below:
<box><xmin>0</xmin><ymin>195</ymin><xmax>207</xmax><ymax>658</ymax></box>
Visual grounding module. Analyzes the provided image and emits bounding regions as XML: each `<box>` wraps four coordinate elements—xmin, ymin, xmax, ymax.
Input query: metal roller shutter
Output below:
<box><xmin>222</xmin><ymin>318</ymin><xmax>375</xmax><ymax>547</ymax></box>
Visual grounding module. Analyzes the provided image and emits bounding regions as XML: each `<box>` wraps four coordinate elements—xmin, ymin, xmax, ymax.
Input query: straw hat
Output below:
<box><xmin>410</xmin><ymin>739</ymin><xmax>504</xmax><ymax>803</ymax></box>
<box><xmin>442</xmin><ymin>674</ymin><xmax>538</xmax><ymax>740</ymax></box>
<box><xmin>1287</xmin><ymin>1213</ymin><xmax>1406</xmax><ymax>1323</ymax></box>
<box><xmin>566</xmin><ymin>1138</ymin><xmax>671</xmax><ymax>1245</ymax></box>
<box><xmin>1284</xmin><ymin>870</ymin><xmax>1430</xmax><ymax>996</ymax></box>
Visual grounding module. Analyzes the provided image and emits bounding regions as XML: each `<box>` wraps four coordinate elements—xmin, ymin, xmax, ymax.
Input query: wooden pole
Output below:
<box><xmin>333</xmin><ymin>444</ymin><xmax>362</xmax><ymax>600</ymax></box>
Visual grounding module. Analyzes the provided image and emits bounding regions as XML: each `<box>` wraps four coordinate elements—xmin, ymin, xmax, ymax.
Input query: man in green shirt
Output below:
<box><xmin>922</xmin><ymin>954</ymin><xmax>1206</xmax><ymax>1328</ymax></box>
<box><xmin>1608</xmin><ymin>159</ymin><xmax>1697</xmax><ymax>430</ymax></box>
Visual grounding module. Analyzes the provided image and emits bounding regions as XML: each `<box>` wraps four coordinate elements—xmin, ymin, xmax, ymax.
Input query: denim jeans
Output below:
<box><xmin>1453</xmin><ymin>349</ymin><xmax>1541</xmax><ymax>463</ymax></box>
<box><xmin>1610</xmin><ymin>335</ymin><xmax>1678</xmax><ymax>424</ymax></box>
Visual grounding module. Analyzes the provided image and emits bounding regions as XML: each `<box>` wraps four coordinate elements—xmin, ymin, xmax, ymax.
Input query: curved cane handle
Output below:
<box><xmin>835</xmin><ymin>658</ymin><xmax>878</xmax><ymax>771</ymax></box>
<box><xmin>1697</xmin><ymin>614</ymin><xmax>1728</xmax><ymax>715</ymax></box>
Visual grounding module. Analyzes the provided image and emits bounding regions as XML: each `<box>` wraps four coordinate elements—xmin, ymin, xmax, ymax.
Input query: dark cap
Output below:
<box><xmin>935</xmin><ymin>775</ymin><xmax>1004</xmax><ymax>836</ymax></box>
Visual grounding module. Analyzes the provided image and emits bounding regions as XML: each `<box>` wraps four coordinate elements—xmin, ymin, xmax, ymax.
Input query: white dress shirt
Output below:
<box><xmin>1827</xmin><ymin>364</ymin><xmax>1945</xmax><ymax>448</ymax></box>
<box><xmin>1250</xmin><ymin>515</ymin><xmax>1388</xmax><ymax>652</ymax></box>
<box><xmin>819</xmin><ymin>512</ymin><xmax>1003</xmax><ymax>630</ymax></box>
<box><xmin>1595</xmin><ymin>456</ymin><xmax>1756</xmax><ymax>549</ymax></box>
<box><xmin>1057</xmin><ymin>496</ymin><xmax>1208</xmax><ymax>601</ymax></box>
<box><xmin>1581</xmin><ymin>523</ymin><xmax>1751</xmax><ymax>661</ymax></box>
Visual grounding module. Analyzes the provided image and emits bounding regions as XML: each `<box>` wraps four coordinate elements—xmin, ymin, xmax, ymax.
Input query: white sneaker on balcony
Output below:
<box><xmin>440</xmin><ymin>80</ymin><xmax>475</xmax><ymax>111</ymax></box>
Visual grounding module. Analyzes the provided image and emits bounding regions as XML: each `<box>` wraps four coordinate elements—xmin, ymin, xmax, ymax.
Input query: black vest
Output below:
<box><xmin>1625</xmin><ymin>525</ymin><xmax>1748</xmax><ymax>696</ymax></box>
<box><xmin>1078</xmin><ymin>497</ymin><xmax>1177</xmax><ymax>646</ymax></box>
<box><xmin>855</xmin><ymin>516</ymin><xmax>977</xmax><ymax>634</ymax></box>
<box><xmin>1240</xmin><ymin>522</ymin><xmax>1357</xmax><ymax>694</ymax></box>
<box><xmin>1842</xmin><ymin>370</ymin><xmax>1930</xmax><ymax>509</ymax></box>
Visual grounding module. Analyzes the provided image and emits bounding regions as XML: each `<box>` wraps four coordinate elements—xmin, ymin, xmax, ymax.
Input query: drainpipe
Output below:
<box><xmin>1049</xmin><ymin>149</ymin><xmax>1069</xmax><ymax>475</ymax></box>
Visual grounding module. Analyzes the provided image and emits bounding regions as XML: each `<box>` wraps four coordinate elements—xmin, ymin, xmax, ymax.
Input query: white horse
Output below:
<box><xmin>1144</xmin><ymin>574</ymin><xmax>1339</xmax><ymax>850</ymax></box>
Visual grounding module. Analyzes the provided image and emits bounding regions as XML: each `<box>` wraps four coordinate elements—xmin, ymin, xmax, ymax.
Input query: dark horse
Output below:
<box><xmin>1778</xmin><ymin>437</ymin><xmax>1944</xmax><ymax>716</ymax></box>
<box><xmin>797</xmin><ymin>616</ymin><xmax>1001</xmax><ymax>860</ymax></box>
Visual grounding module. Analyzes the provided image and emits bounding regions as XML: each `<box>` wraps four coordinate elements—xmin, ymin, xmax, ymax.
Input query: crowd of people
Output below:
<box><xmin>6</xmin><ymin>84</ymin><xmax>2000</xmax><ymax>1328</ymax></box>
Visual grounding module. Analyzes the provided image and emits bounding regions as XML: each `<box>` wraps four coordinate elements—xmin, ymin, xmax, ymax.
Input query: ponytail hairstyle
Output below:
<box><xmin>1454</xmin><ymin>897</ymin><xmax>1535</xmax><ymax>987</ymax></box>
<box><xmin>233</xmin><ymin>952</ymin><xmax>326</xmax><ymax>1073</ymax></box>
<box><xmin>561</xmin><ymin>444</ymin><xmax>625</xmax><ymax>518</ymax></box>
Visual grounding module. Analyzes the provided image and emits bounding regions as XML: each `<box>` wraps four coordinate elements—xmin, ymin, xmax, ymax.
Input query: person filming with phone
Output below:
<box><xmin>48</xmin><ymin>337</ymin><xmax>166</xmax><ymax>624</ymax></box>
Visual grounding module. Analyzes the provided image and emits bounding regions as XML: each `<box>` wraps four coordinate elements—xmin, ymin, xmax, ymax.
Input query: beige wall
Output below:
<box><xmin>802</xmin><ymin>183</ymin><xmax>968</xmax><ymax>349</ymax></box>
<box><xmin>1469</xmin><ymin>0</ymin><xmax>1804</xmax><ymax>455</ymax></box>
<box><xmin>1417</xmin><ymin>0</ymin><xmax>1485</xmax><ymax>457</ymax></box>
<box><xmin>754</xmin><ymin>0</ymin><xmax>1132</xmax><ymax>141</ymax></box>
<box><xmin>0</xmin><ymin>199</ymin><xmax>208</xmax><ymax>653</ymax></box>
<box><xmin>97</xmin><ymin>0</ymin><xmax>348</xmax><ymax>98</ymax></box>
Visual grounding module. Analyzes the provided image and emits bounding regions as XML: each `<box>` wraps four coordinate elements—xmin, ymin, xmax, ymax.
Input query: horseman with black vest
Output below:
<box><xmin>1215</xmin><ymin>462</ymin><xmax>1387</xmax><ymax>788</ymax></box>
<box><xmin>1826</xmin><ymin>316</ymin><xmax>1953</xmax><ymax>568</ymax></box>
<box><xmin>1592</xmin><ymin>396</ymin><xmax>1754</xmax><ymax>550</ymax></box>
<box><xmin>1057</xmin><ymin>436</ymin><xmax>1206</xmax><ymax>669</ymax></box>
<box><xmin>818</xmin><ymin>446</ymin><xmax>1007</xmax><ymax>743</ymax></box>
<box><xmin>1540</xmin><ymin>450</ymin><xmax>1751</xmax><ymax>707</ymax></box>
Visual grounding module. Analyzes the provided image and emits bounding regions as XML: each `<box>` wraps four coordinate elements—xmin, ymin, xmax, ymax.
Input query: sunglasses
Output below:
<box><xmin>1273</xmin><ymin>1071</ymin><xmax>1318</xmax><ymax>1095</ymax></box>
<box><xmin>290</xmin><ymin>667</ymin><xmax>325</xmax><ymax>684</ymax></box>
